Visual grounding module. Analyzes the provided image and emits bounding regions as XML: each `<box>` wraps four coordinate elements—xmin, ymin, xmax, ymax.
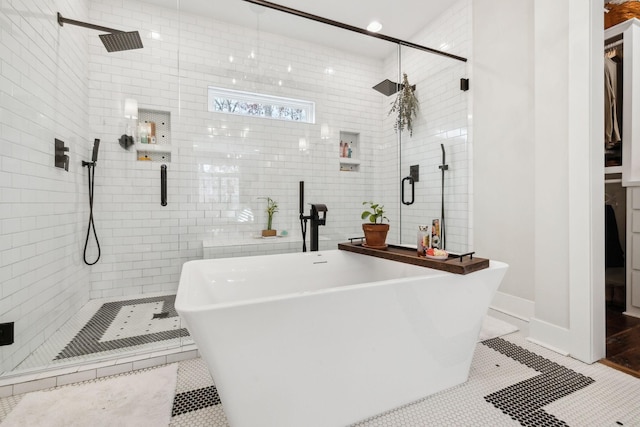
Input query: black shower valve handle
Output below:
<box><xmin>54</xmin><ymin>138</ymin><xmax>70</xmax><ymax>171</ymax></box>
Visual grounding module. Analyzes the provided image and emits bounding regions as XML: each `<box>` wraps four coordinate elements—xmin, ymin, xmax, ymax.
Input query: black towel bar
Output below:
<box><xmin>161</xmin><ymin>164</ymin><xmax>167</xmax><ymax>206</ymax></box>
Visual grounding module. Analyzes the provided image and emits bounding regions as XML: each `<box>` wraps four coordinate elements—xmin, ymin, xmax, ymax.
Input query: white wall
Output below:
<box><xmin>473</xmin><ymin>1</ymin><xmax>536</xmax><ymax>304</ymax></box>
<box><xmin>473</xmin><ymin>0</ymin><xmax>605</xmax><ymax>362</ymax></box>
<box><xmin>0</xmin><ymin>0</ymin><xmax>92</xmax><ymax>373</ymax></box>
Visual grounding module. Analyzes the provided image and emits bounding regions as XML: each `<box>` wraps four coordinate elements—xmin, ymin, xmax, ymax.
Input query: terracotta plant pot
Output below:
<box><xmin>262</xmin><ymin>229</ymin><xmax>277</xmax><ymax>237</ymax></box>
<box><xmin>362</xmin><ymin>223</ymin><xmax>389</xmax><ymax>249</ymax></box>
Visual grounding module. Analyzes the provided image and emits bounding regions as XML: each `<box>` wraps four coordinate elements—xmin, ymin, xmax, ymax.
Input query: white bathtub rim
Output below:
<box><xmin>177</xmin><ymin>251</ymin><xmax>453</xmax><ymax>311</ymax></box>
<box><xmin>177</xmin><ymin>273</ymin><xmax>452</xmax><ymax>312</ymax></box>
<box><xmin>177</xmin><ymin>254</ymin><xmax>507</xmax><ymax>312</ymax></box>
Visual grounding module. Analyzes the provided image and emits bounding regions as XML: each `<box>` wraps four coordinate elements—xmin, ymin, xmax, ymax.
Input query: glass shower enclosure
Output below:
<box><xmin>0</xmin><ymin>0</ymin><xmax>470</xmax><ymax>378</ymax></box>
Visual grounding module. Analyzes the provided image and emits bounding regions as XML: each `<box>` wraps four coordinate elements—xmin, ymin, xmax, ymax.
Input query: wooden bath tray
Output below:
<box><xmin>337</xmin><ymin>242</ymin><xmax>489</xmax><ymax>275</ymax></box>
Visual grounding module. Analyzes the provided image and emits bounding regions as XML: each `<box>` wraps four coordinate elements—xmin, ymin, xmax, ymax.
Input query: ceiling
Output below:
<box><xmin>144</xmin><ymin>0</ymin><xmax>455</xmax><ymax>59</ymax></box>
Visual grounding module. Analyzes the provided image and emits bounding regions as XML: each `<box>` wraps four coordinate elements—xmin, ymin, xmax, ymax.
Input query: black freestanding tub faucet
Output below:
<box><xmin>309</xmin><ymin>204</ymin><xmax>328</xmax><ymax>251</ymax></box>
<box><xmin>299</xmin><ymin>181</ymin><xmax>328</xmax><ymax>252</ymax></box>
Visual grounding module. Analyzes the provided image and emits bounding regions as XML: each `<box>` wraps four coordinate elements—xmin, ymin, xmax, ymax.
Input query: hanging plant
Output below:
<box><xmin>388</xmin><ymin>73</ymin><xmax>419</xmax><ymax>136</ymax></box>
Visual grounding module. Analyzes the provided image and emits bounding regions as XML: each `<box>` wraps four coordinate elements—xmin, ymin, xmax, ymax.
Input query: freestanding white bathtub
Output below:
<box><xmin>176</xmin><ymin>250</ymin><xmax>508</xmax><ymax>427</ymax></box>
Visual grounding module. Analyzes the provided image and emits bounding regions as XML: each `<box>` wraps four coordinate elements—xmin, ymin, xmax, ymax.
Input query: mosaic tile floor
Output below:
<box><xmin>11</xmin><ymin>293</ymin><xmax>193</xmax><ymax>373</ymax></box>
<box><xmin>167</xmin><ymin>334</ymin><xmax>640</xmax><ymax>427</ymax></box>
<box><xmin>1</xmin><ymin>332</ymin><xmax>640</xmax><ymax>426</ymax></box>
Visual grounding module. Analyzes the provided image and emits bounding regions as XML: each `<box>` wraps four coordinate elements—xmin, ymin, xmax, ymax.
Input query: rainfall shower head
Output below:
<box><xmin>99</xmin><ymin>32</ymin><xmax>143</xmax><ymax>53</ymax></box>
<box><xmin>57</xmin><ymin>12</ymin><xmax>143</xmax><ymax>52</ymax></box>
<box><xmin>372</xmin><ymin>79</ymin><xmax>401</xmax><ymax>96</ymax></box>
<box><xmin>372</xmin><ymin>79</ymin><xmax>417</xmax><ymax>97</ymax></box>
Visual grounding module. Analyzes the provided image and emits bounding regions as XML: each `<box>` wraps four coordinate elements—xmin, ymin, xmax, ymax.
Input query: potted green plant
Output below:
<box><xmin>388</xmin><ymin>73</ymin><xmax>419</xmax><ymax>136</ymax></box>
<box><xmin>261</xmin><ymin>197</ymin><xmax>278</xmax><ymax>237</ymax></box>
<box><xmin>361</xmin><ymin>201</ymin><xmax>389</xmax><ymax>249</ymax></box>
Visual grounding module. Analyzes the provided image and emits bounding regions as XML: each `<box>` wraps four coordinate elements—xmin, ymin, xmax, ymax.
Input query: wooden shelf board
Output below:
<box><xmin>338</xmin><ymin>242</ymin><xmax>489</xmax><ymax>275</ymax></box>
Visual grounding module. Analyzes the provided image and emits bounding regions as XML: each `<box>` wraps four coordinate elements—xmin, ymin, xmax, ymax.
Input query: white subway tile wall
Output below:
<box><xmin>86</xmin><ymin>0</ymin><xmax>384</xmax><ymax>299</ymax></box>
<box><xmin>0</xmin><ymin>0</ymin><xmax>471</xmax><ymax>373</ymax></box>
<box><xmin>0</xmin><ymin>0</ymin><xmax>93</xmax><ymax>373</ymax></box>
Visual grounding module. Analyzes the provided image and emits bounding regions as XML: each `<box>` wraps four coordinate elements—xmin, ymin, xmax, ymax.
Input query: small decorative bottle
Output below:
<box><xmin>417</xmin><ymin>225</ymin><xmax>430</xmax><ymax>256</ymax></box>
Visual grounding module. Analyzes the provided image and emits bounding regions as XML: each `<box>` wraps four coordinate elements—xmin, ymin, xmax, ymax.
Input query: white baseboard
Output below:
<box><xmin>489</xmin><ymin>291</ymin><xmax>534</xmax><ymax>322</ymax></box>
<box><xmin>528</xmin><ymin>317</ymin><xmax>571</xmax><ymax>356</ymax></box>
<box><xmin>623</xmin><ymin>307</ymin><xmax>640</xmax><ymax>319</ymax></box>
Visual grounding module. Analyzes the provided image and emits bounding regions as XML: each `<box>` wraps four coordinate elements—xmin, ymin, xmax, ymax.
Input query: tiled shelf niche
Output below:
<box><xmin>136</xmin><ymin>109</ymin><xmax>172</xmax><ymax>162</ymax></box>
<box><xmin>339</xmin><ymin>131</ymin><xmax>360</xmax><ymax>172</ymax></box>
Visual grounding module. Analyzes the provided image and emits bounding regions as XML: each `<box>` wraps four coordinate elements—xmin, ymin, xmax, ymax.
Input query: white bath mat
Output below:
<box><xmin>478</xmin><ymin>315</ymin><xmax>518</xmax><ymax>342</ymax></box>
<box><xmin>2</xmin><ymin>364</ymin><xmax>178</xmax><ymax>427</ymax></box>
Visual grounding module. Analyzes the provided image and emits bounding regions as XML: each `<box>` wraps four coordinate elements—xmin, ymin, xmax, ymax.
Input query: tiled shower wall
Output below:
<box><xmin>86</xmin><ymin>0</ymin><xmax>385</xmax><ymax>298</ymax></box>
<box><xmin>87</xmin><ymin>0</ymin><xmax>472</xmax><ymax>299</ymax></box>
<box><xmin>0</xmin><ymin>0</ymin><xmax>92</xmax><ymax>373</ymax></box>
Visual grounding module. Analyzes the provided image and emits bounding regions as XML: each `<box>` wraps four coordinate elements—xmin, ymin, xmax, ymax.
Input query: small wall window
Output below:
<box><xmin>208</xmin><ymin>86</ymin><xmax>315</xmax><ymax>123</ymax></box>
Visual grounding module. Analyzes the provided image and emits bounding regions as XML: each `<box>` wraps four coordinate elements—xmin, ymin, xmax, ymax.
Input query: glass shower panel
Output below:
<box><xmin>396</xmin><ymin>44</ymin><xmax>470</xmax><ymax>254</ymax></box>
<box><xmin>176</xmin><ymin>0</ymin><xmax>399</xmax><ymax>260</ymax></box>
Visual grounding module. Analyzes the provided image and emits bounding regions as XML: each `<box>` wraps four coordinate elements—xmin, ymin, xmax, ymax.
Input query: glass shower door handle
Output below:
<box><xmin>402</xmin><ymin>176</ymin><xmax>415</xmax><ymax>205</ymax></box>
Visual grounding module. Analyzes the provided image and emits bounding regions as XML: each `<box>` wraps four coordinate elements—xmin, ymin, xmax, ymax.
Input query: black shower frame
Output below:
<box><xmin>241</xmin><ymin>0</ymin><xmax>468</xmax><ymax>63</ymax></box>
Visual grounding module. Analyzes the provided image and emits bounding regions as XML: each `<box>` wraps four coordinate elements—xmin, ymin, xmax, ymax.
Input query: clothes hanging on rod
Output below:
<box><xmin>605</xmin><ymin>55</ymin><xmax>621</xmax><ymax>144</ymax></box>
<box><xmin>605</xmin><ymin>41</ymin><xmax>624</xmax><ymax>166</ymax></box>
<box><xmin>605</xmin><ymin>39</ymin><xmax>623</xmax><ymax>52</ymax></box>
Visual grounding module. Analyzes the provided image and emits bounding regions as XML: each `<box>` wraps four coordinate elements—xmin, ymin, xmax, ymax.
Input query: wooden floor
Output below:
<box><xmin>603</xmin><ymin>304</ymin><xmax>640</xmax><ymax>378</ymax></box>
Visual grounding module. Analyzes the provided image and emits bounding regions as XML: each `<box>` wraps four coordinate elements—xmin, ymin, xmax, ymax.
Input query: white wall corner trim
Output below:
<box><xmin>566</xmin><ymin>0</ymin><xmax>605</xmax><ymax>364</ymax></box>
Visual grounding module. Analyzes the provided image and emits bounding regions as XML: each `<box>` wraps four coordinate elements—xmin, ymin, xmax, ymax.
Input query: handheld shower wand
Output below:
<box><xmin>82</xmin><ymin>139</ymin><xmax>101</xmax><ymax>265</ymax></box>
<box><xmin>438</xmin><ymin>144</ymin><xmax>448</xmax><ymax>250</ymax></box>
<box><xmin>299</xmin><ymin>181</ymin><xmax>307</xmax><ymax>252</ymax></box>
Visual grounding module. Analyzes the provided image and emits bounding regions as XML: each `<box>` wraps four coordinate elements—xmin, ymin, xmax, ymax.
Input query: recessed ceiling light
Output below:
<box><xmin>367</xmin><ymin>21</ymin><xmax>382</xmax><ymax>32</ymax></box>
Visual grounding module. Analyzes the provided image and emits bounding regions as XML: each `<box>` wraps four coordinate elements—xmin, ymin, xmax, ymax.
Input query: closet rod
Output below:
<box><xmin>605</xmin><ymin>40</ymin><xmax>623</xmax><ymax>50</ymax></box>
<box><xmin>605</xmin><ymin>178</ymin><xmax>622</xmax><ymax>184</ymax></box>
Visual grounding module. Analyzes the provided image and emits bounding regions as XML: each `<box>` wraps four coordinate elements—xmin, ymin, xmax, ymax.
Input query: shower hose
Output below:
<box><xmin>83</xmin><ymin>162</ymin><xmax>101</xmax><ymax>265</ymax></box>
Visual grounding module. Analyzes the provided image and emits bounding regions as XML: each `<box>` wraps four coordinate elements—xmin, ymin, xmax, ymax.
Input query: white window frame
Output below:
<box><xmin>208</xmin><ymin>86</ymin><xmax>315</xmax><ymax>124</ymax></box>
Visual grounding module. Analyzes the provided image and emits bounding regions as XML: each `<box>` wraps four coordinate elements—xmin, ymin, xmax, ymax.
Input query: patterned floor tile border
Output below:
<box><xmin>56</xmin><ymin>295</ymin><xmax>189</xmax><ymax>360</ymax></box>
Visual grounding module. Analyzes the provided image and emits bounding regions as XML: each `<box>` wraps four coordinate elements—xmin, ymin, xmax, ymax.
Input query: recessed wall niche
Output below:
<box><xmin>339</xmin><ymin>130</ymin><xmax>360</xmax><ymax>172</ymax></box>
<box><xmin>136</xmin><ymin>109</ymin><xmax>171</xmax><ymax>162</ymax></box>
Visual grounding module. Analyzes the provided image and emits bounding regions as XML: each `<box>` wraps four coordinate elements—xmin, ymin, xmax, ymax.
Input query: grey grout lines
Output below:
<box><xmin>55</xmin><ymin>295</ymin><xmax>189</xmax><ymax>360</ymax></box>
<box><xmin>482</xmin><ymin>338</ymin><xmax>595</xmax><ymax>426</ymax></box>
